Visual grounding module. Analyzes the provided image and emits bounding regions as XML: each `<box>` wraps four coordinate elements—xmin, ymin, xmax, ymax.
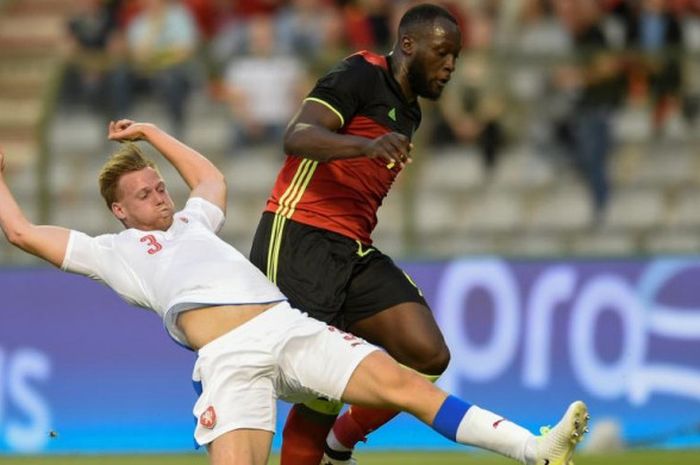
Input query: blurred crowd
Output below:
<box><xmin>59</xmin><ymin>0</ymin><xmax>700</xmax><ymax>220</ymax></box>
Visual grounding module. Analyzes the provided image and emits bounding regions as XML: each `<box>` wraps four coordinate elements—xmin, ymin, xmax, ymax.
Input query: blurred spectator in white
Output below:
<box><xmin>183</xmin><ymin>0</ymin><xmax>227</xmax><ymax>41</ymax></box>
<box><xmin>432</xmin><ymin>3</ymin><xmax>508</xmax><ymax>174</ymax></box>
<box><xmin>109</xmin><ymin>0</ymin><xmax>199</xmax><ymax>137</ymax></box>
<box><xmin>552</xmin><ymin>0</ymin><xmax>625</xmax><ymax>224</ymax></box>
<box><xmin>222</xmin><ymin>15</ymin><xmax>308</xmax><ymax>150</ymax></box>
<box><xmin>61</xmin><ymin>0</ymin><xmax>125</xmax><ymax>118</ymax></box>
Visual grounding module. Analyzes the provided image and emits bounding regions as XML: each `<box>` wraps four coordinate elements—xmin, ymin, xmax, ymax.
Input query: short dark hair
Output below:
<box><xmin>398</xmin><ymin>3</ymin><xmax>458</xmax><ymax>33</ymax></box>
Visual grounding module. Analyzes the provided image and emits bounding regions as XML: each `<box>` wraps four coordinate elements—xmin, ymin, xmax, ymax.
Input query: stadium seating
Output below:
<box><xmin>2</xmin><ymin>2</ymin><xmax>700</xmax><ymax>265</ymax></box>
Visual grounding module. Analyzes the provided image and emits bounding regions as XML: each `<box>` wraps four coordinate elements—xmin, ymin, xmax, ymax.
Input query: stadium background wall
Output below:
<box><xmin>0</xmin><ymin>258</ymin><xmax>698</xmax><ymax>453</ymax></box>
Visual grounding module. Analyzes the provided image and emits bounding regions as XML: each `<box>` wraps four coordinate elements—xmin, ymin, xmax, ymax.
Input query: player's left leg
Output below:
<box><xmin>208</xmin><ymin>428</ymin><xmax>273</xmax><ymax>465</ymax></box>
<box><xmin>341</xmin><ymin>351</ymin><xmax>589</xmax><ymax>465</ymax></box>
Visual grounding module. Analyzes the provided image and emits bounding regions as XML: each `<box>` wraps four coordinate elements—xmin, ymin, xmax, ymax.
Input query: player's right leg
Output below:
<box><xmin>341</xmin><ymin>350</ymin><xmax>589</xmax><ymax>465</ymax></box>
<box><xmin>208</xmin><ymin>429</ymin><xmax>273</xmax><ymax>465</ymax></box>
<box><xmin>192</xmin><ymin>305</ymin><xmax>290</xmax><ymax>465</ymax></box>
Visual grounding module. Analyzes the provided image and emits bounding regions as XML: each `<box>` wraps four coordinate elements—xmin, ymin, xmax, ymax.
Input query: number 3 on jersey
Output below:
<box><xmin>140</xmin><ymin>234</ymin><xmax>163</xmax><ymax>255</ymax></box>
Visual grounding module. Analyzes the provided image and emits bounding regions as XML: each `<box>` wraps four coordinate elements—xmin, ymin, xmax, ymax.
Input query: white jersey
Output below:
<box><xmin>61</xmin><ymin>197</ymin><xmax>286</xmax><ymax>347</ymax></box>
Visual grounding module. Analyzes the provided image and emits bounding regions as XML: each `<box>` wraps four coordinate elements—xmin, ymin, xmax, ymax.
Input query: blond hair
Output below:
<box><xmin>98</xmin><ymin>143</ymin><xmax>158</xmax><ymax>209</ymax></box>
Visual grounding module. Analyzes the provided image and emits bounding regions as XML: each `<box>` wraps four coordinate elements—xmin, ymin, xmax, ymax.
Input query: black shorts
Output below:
<box><xmin>249</xmin><ymin>211</ymin><xmax>427</xmax><ymax>330</ymax></box>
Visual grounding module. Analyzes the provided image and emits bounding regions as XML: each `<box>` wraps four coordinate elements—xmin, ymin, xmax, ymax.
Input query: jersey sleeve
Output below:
<box><xmin>61</xmin><ymin>230</ymin><xmax>114</xmax><ymax>278</ymax></box>
<box><xmin>181</xmin><ymin>197</ymin><xmax>225</xmax><ymax>232</ymax></box>
<box><xmin>306</xmin><ymin>57</ymin><xmax>376</xmax><ymax>127</ymax></box>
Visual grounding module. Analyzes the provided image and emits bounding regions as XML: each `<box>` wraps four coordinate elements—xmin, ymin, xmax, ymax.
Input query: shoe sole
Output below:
<box><xmin>564</xmin><ymin>401</ymin><xmax>589</xmax><ymax>465</ymax></box>
<box><xmin>539</xmin><ymin>401</ymin><xmax>590</xmax><ymax>465</ymax></box>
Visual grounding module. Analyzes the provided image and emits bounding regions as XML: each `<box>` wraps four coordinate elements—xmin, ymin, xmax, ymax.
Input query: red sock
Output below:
<box><xmin>331</xmin><ymin>406</ymin><xmax>399</xmax><ymax>449</ymax></box>
<box><xmin>281</xmin><ymin>404</ymin><xmax>337</xmax><ymax>465</ymax></box>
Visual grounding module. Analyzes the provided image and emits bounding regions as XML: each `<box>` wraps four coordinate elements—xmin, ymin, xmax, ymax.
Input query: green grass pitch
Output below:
<box><xmin>1</xmin><ymin>450</ymin><xmax>698</xmax><ymax>465</ymax></box>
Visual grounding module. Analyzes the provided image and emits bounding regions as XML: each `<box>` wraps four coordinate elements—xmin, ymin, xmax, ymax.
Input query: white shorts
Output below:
<box><xmin>191</xmin><ymin>301</ymin><xmax>379</xmax><ymax>446</ymax></box>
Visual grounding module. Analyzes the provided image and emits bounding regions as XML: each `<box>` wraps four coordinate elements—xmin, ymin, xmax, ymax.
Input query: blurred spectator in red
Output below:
<box><xmin>117</xmin><ymin>0</ymin><xmax>284</xmax><ymax>31</ymax></box>
<box><xmin>222</xmin><ymin>15</ymin><xmax>309</xmax><ymax>149</ymax></box>
<box><xmin>341</xmin><ymin>0</ymin><xmax>392</xmax><ymax>51</ymax></box>
<box><xmin>109</xmin><ymin>0</ymin><xmax>199</xmax><ymax>137</ymax></box>
<box><xmin>116</xmin><ymin>0</ymin><xmax>143</xmax><ymax>27</ymax></box>
<box><xmin>233</xmin><ymin>0</ymin><xmax>284</xmax><ymax>17</ymax></box>
<box><xmin>183</xmin><ymin>0</ymin><xmax>221</xmax><ymax>40</ymax></box>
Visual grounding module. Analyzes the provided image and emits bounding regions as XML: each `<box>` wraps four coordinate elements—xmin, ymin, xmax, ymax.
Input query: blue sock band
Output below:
<box><xmin>432</xmin><ymin>395</ymin><xmax>472</xmax><ymax>441</ymax></box>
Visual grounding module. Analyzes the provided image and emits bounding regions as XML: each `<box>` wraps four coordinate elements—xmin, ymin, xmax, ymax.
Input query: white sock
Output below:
<box><xmin>455</xmin><ymin>405</ymin><xmax>537</xmax><ymax>464</ymax></box>
<box><xmin>326</xmin><ymin>429</ymin><xmax>352</xmax><ymax>453</ymax></box>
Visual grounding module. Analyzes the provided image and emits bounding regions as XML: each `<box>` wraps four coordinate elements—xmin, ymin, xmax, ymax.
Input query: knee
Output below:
<box><xmin>404</xmin><ymin>343</ymin><xmax>451</xmax><ymax>376</ymax></box>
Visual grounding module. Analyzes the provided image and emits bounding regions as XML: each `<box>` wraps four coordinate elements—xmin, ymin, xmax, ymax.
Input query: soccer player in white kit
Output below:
<box><xmin>0</xmin><ymin>120</ymin><xmax>588</xmax><ymax>465</ymax></box>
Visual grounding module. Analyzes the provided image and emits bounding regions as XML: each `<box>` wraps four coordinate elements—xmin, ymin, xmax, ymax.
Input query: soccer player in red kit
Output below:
<box><xmin>250</xmin><ymin>4</ymin><xmax>464</xmax><ymax>464</ymax></box>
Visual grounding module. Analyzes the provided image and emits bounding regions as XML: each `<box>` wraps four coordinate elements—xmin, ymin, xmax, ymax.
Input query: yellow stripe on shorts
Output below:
<box><xmin>402</xmin><ymin>270</ymin><xmax>424</xmax><ymax>297</ymax></box>
<box><xmin>266</xmin><ymin>159</ymin><xmax>318</xmax><ymax>283</ymax></box>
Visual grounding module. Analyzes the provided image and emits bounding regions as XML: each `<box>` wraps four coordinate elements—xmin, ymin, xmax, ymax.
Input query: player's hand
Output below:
<box><xmin>108</xmin><ymin>119</ymin><xmax>156</xmax><ymax>142</ymax></box>
<box><xmin>364</xmin><ymin>132</ymin><xmax>412</xmax><ymax>169</ymax></box>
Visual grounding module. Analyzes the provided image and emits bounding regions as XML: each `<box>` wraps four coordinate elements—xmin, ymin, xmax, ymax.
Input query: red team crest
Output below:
<box><xmin>200</xmin><ymin>406</ymin><xmax>217</xmax><ymax>429</ymax></box>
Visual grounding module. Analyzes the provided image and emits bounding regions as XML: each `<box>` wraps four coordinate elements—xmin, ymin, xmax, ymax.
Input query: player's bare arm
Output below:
<box><xmin>284</xmin><ymin>100</ymin><xmax>412</xmax><ymax>168</ymax></box>
<box><xmin>0</xmin><ymin>146</ymin><xmax>70</xmax><ymax>267</ymax></box>
<box><xmin>108</xmin><ymin>120</ymin><xmax>227</xmax><ymax>213</ymax></box>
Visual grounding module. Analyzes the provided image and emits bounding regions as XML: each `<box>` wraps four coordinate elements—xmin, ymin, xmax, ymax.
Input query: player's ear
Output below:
<box><xmin>111</xmin><ymin>202</ymin><xmax>127</xmax><ymax>220</ymax></box>
<box><xmin>400</xmin><ymin>34</ymin><xmax>415</xmax><ymax>55</ymax></box>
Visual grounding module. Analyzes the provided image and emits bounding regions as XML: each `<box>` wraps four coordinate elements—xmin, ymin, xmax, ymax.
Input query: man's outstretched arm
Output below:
<box><xmin>108</xmin><ymin>120</ymin><xmax>227</xmax><ymax>214</ymax></box>
<box><xmin>0</xmin><ymin>147</ymin><xmax>70</xmax><ymax>267</ymax></box>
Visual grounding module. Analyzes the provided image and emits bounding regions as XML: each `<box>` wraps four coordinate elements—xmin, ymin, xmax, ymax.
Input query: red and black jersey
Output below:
<box><xmin>264</xmin><ymin>51</ymin><xmax>421</xmax><ymax>244</ymax></box>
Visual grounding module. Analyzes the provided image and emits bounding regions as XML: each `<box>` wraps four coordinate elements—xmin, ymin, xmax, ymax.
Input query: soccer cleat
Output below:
<box><xmin>320</xmin><ymin>452</ymin><xmax>358</xmax><ymax>465</ymax></box>
<box><xmin>533</xmin><ymin>401</ymin><xmax>589</xmax><ymax>465</ymax></box>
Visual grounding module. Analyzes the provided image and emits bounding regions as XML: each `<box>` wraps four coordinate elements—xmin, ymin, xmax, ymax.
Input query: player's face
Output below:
<box><xmin>408</xmin><ymin>18</ymin><xmax>462</xmax><ymax>100</ymax></box>
<box><xmin>112</xmin><ymin>167</ymin><xmax>175</xmax><ymax>231</ymax></box>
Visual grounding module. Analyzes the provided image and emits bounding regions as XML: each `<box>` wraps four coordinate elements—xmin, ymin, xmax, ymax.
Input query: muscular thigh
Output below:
<box><xmin>348</xmin><ymin>302</ymin><xmax>448</xmax><ymax>373</ymax></box>
<box><xmin>343</xmin><ymin>252</ymin><xmax>448</xmax><ymax>373</ymax></box>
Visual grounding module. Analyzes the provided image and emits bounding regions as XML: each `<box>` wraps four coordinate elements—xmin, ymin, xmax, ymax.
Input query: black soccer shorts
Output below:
<box><xmin>250</xmin><ymin>211</ymin><xmax>427</xmax><ymax>330</ymax></box>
